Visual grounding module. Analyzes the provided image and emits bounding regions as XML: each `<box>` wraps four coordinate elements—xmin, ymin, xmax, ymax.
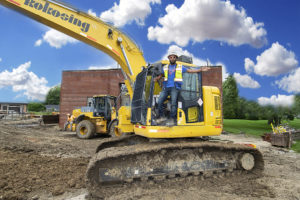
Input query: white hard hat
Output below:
<box><xmin>168</xmin><ymin>51</ymin><xmax>178</xmax><ymax>58</ymax></box>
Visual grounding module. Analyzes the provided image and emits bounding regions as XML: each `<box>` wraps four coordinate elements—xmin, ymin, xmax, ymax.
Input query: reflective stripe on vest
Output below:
<box><xmin>163</xmin><ymin>64</ymin><xmax>183</xmax><ymax>82</ymax></box>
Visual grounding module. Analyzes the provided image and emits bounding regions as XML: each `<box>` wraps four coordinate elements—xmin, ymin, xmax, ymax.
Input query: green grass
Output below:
<box><xmin>223</xmin><ymin>119</ymin><xmax>272</xmax><ymax>137</ymax></box>
<box><xmin>29</xmin><ymin>112</ymin><xmax>53</xmax><ymax>115</ymax></box>
<box><xmin>289</xmin><ymin>119</ymin><xmax>300</xmax><ymax>129</ymax></box>
<box><xmin>223</xmin><ymin>118</ymin><xmax>300</xmax><ymax>137</ymax></box>
<box><xmin>289</xmin><ymin>119</ymin><xmax>300</xmax><ymax>153</ymax></box>
<box><xmin>224</xmin><ymin>119</ymin><xmax>300</xmax><ymax>153</ymax></box>
<box><xmin>292</xmin><ymin>140</ymin><xmax>300</xmax><ymax>153</ymax></box>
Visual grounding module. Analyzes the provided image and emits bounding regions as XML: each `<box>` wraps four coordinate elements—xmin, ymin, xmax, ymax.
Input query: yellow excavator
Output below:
<box><xmin>0</xmin><ymin>0</ymin><xmax>264</xmax><ymax>198</ymax></box>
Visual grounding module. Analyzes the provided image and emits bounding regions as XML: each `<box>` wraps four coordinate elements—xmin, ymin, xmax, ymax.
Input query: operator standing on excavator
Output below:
<box><xmin>154</xmin><ymin>52</ymin><xmax>209</xmax><ymax>126</ymax></box>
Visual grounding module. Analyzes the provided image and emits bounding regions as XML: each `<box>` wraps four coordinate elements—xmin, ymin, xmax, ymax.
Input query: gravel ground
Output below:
<box><xmin>0</xmin><ymin>119</ymin><xmax>299</xmax><ymax>200</ymax></box>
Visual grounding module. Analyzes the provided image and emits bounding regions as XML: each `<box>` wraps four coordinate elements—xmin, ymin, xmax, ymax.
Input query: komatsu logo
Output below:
<box><xmin>24</xmin><ymin>0</ymin><xmax>90</xmax><ymax>32</ymax></box>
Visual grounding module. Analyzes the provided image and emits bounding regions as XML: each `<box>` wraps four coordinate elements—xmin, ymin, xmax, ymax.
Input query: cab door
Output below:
<box><xmin>131</xmin><ymin>68</ymin><xmax>151</xmax><ymax>125</ymax></box>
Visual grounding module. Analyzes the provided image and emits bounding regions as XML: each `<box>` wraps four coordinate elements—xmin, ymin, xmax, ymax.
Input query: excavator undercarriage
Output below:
<box><xmin>86</xmin><ymin>135</ymin><xmax>264</xmax><ymax>198</ymax></box>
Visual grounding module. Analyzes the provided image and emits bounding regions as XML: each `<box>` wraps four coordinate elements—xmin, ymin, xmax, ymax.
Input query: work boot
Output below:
<box><xmin>166</xmin><ymin>118</ymin><xmax>176</xmax><ymax>127</ymax></box>
<box><xmin>156</xmin><ymin>117</ymin><xmax>167</xmax><ymax>124</ymax></box>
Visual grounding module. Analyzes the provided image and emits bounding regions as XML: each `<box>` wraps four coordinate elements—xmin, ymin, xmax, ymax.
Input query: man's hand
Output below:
<box><xmin>154</xmin><ymin>74</ymin><xmax>162</xmax><ymax>81</ymax></box>
<box><xmin>201</xmin><ymin>66</ymin><xmax>210</xmax><ymax>72</ymax></box>
<box><xmin>187</xmin><ymin>66</ymin><xmax>210</xmax><ymax>73</ymax></box>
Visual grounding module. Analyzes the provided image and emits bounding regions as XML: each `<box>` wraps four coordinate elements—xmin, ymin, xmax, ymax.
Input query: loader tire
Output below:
<box><xmin>109</xmin><ymin>120</ymin><xmax>119</xmax><ymax>137</ymax></box>
<box><xmin>76</xmin><ymin>120</ymin><xmax>95</xmax><ymax>139</ymax></box>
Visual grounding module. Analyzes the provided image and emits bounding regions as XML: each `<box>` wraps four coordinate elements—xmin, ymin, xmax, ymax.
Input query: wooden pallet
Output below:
<box><xmin>270</xmin><ymin>131</ymin><xmax>293</xmax><ymax>148</ymax></box>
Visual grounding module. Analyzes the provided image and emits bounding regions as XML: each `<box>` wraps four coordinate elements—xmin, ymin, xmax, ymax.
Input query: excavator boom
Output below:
<box><xmin>0</xmin><ymin>0</ymin><xmax>147</xmax><ymax>97</ymax></box>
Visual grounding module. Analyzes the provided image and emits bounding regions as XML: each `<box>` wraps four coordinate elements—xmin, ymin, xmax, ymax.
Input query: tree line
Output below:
<box><xmin>28</xmin><ymin>85</ymin><xmax>60</xmax><ymax>112</ymax></box>
<box><xmin>28</xmin><ymin>76</ymin><xmax>300</xmax><ymax>121</ymax></box>
<box><xmin>223</xmin><ymin>75</ymin><xmax>300</xmax><ymax>125</ymax></box>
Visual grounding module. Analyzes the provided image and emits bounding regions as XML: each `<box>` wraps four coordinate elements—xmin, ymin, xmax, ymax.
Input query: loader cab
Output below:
<box><xmin>93</xmin><ymin>95</ymin><xmax>116</xmax><ymax>120</ymax></box>
<box><xmin>131</xmin><ymin>62</ymin><xmax>204</xmax><ymax>125</ymax></box>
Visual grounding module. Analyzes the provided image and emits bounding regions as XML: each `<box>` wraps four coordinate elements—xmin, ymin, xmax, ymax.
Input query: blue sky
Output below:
<box><xmin>0</xmin><ymin>0</ymin><xmax>299</xmax><ymax>107</ymax></box>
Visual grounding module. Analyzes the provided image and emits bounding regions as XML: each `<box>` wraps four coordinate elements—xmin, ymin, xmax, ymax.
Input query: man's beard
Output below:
<box><xmin>170</xmin><ymin>61</ymin><xmax>176</xmax><ymax>65</ymax></box>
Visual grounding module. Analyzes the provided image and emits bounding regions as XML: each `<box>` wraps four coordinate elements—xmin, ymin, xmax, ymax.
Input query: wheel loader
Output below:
<box><xmin>0</xmin><ymin>0</ymin><xmax>264</xmax><ymax>198</ymax></box>
<box><xmin>65</xmin><ymin>95</ymin><xmax>119</xmax><ymax>139</ymax></box>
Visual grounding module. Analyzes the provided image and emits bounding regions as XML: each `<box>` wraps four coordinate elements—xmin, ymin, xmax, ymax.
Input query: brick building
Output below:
<box><xmin>59</xmin><ymin>69</ymin><xmax>124</xmax><ymax>128</ymax></box>
<box><xmin>59</xmin><ymin>66</ymin><xmax>222</xmax><ymax>128</ymax></box>
<box><xmin>202</xmin><ymin>66</ymin><xmax>223</xmax><ymax>95</ymax></box>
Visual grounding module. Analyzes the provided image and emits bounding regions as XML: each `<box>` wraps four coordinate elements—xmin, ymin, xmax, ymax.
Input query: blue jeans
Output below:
<box><xmin>158</xmin><ymin>87</ymin><xmax>179</xmax><ymax>119</ymax></box>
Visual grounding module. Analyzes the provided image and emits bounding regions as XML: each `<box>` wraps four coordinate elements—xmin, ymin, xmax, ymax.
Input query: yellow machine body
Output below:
<box><xmin>0</xmin><ymin>0</ymin><xmax>223</xmax><ymax>139</ymax></box>
<box><xmin>0</xmin><ymin>3</ymin><xmax>268</xmax><ymax>199</ymax></box>
<box><xmin>120</xmin><ymin>86</ymin><xmax>222</xmax><ymax>138</ymax></box>
<box><xmin>71</xmin><ymin>109</ymin><xmax>112</xmax><ymax>134</ymax></box>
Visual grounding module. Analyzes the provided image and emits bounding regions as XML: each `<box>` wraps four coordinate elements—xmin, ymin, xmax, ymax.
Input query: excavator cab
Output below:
<box><xmin>131</xmin><ymin>64</ymin><xmax>204</xmax><ymax>126</ymax></box>
<box><xmin>180</xmin><ymin>71</ymin><xmax>204</xmax><ymax>123</ymax></box>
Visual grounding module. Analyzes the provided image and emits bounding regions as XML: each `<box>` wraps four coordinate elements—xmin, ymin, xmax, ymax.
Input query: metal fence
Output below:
<box><xmin>0</xmin><ymin>111</ymin><xmax>34</xmax><ymax>121</ymax></box>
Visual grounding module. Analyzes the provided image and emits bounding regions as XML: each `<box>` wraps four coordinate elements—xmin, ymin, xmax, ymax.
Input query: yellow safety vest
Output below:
<box><xmin>163</xmin><ymin>64</ymin><xmax>183</xmax><ymax>82</ymax></box>
<box><xmin>68</xmin><ymin>115</ymin><xmax>75</xmax><ymax>122</ymax></box>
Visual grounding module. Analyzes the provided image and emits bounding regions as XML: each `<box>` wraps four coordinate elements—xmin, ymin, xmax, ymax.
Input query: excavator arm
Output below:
<box><xmin>0</xmin><ymin>0</ymin><xmax>147</xmax><ymax>97</ymax></box>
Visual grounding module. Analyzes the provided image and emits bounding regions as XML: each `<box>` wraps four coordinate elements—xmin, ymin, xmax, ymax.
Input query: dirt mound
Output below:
<box><xmin>0</xmin><ymin>122</ymin><xmax>102</xmax><ymax>200</ymax></box>
<box><xmin>0</xmin><ymin>150</ymin><xmax>88</xmax><ymax>200</ymax></box>
<box><xmin>101</xmin><ymin>174</ymin><xmax>275</xmax><ymax>200</ymax></box>
<box><xmin>0</xmin><ymin>120</ymin><xmax>299</xmax><ymax>200</ymax></box>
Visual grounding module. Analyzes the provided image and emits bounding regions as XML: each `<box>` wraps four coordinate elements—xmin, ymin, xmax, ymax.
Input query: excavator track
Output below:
<box><xmin>86</xmin><ymin>135</ymin><xmax>264</xmax><ymax>198</ymax></box>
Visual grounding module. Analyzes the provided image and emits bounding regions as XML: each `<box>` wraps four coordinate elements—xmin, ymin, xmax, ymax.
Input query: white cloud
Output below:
<box><xmin>34</xmin><ymin>39</ymin><xmax>43</xmax><ymax>47</ymax></box>
<box><xmin>162</xmin><ymin>45</ymin><xmax>207</xmax><ymax>65</ymax></box>
<box><xmin>100</xmin><ymin>0</ymin><xmax>161</xmax><ymax>27</ymax></box>
<box><xmin>148</xmin><ymin>0</ymin><xmax>267</xmax><ymax>47</ymax></box>
<box><xmin>245</xmin><ymin>42</ymin><xmax>298</xmax><ymax>76</ymax></box>
<box><xmin>163</xmin><ymin>45</ymin><xmax>229</xmax><ymax>81</ymax></box>
<box><xmin>233</xmin><ymin>73</ymin><xmax>260</xmax><ymax>89</ymax></box>
<box><xmin>0</xmin><ymin>58</ymin><xmax>2</xmax><ymax>62</ymax></box>
<box><xmin>221</xmin><ymin>64</ymin><xmax>229</xmax><ymax>81</ymax></box>
<box><xmin>258</xmin><ymin>94</ymin><xmax>295</xmax><ymax>107</ymax></box>
<box><xmin>244</xmin><ymin>58</ymin><xmax>255</xmax><ymax>74</ymax></box>
<box><xmin>275</xmin><ymin>68</ymin><xmax>300</xmax><ymax>93</ymax></box>
<box><xmin>88</xmin><ymin>64</ymin><xmax>119</xmax><ymax>70</ymax></box>
<box><xmin>0</xmin><ymin>62</ymin><xmax>50</xmax><ymax>101</ymax></box>
<box><xmin>88</xmin><ymin>9</ymin><xmax>97</xmax><ymax>17</ymax></box>
<box><xmin>35</xmin><ymin>29</ymin><xmax>78</xmax><ymax>49</ymax></box>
